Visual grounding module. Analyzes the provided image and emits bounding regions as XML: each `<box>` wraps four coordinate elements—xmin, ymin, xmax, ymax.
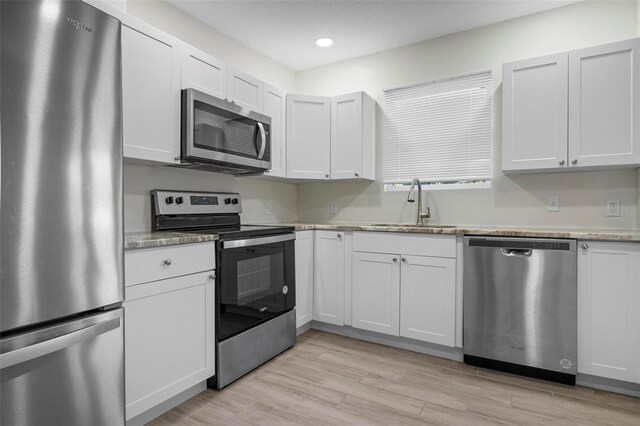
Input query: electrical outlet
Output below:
<box><xmin>547</xmin><ymin>195</ymin><xmax>559</xmax><ymax>212</ymax></box>
<box><xmin>266</xmin><ymin>202</ymin><xmax>272</xmax><ymax>215</ymax></box>
<box><xmin>606</xmin><ymin>200</ymin><xmax>620</xmax><ymax>217</ymax></box>
<box><xmin>330</xmin><ymin>201</ymin><xmax>338</xmax><ymax>215</ymax></box>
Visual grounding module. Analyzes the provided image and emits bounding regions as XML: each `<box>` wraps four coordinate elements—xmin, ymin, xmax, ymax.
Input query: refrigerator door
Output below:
<box><xmin>1</xmin><ymin>309</ymin><xmax>125</xmax><ymax>425</ymax></box>
<box><xmin>0</xmin><ymin>0</ymin><xmax>123</xmax><ymax>332</ymax></box>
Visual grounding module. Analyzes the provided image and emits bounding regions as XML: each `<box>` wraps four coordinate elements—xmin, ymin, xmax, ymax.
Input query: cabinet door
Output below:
<box><xmin>295</xmin><ymin>231</ymin><xmax>314</xmax><ymax>328</ymax></box>
<box><xmin>569</xmin><ymin>39</ymin><xmax>640</xmax><ymax>168</ymax></box>
<box><xmin>352</xmin><ymin>252</ymin><xmax>400</xmax><ymax>336</ymax></box>
<box><xmin>313</xmin><ymin>231</ymin><xmax>345</xmax><ymax>325</ymax></box>
<box><xmin>578</xmin><ymin>241</ymin><xmax>640</xmax><ymax>383</ymax></box>
<box><xmin>124</xmin><ymin>271</ymin><xmax>215</xmax><ymax>420</ymax></box>
<box><xmin>286</xmin><ymin>94</ymin><xmax>331</xmax><ymax>180</ymax></box>
<box><xmin>400</xmin><ymin>255</ymin><xmax>456</xmax><ymax>347</ymax></box>
<box><xmin>181</xmin><ymin>48</ymin><xmax>227</xmax><ymax>99</ymax></box>
<box><xmin>228</xmin><ymin>67</ymin><xmax>264</xmax><ymax>113</ymax></box>
<box><xmin>502</xmin><ymin>53</ymin><xmax>568</xmax><ymax>172</ymax></box>
<box><xmin>264</xmin><ymin>84</ymin><xmax>287</xmax><ymax>178</ymax></box>
<box><xmin>122</xmin><ymin>25</ymin><xmax>180</xmax><ymax>164</ymax></box>
<box><xmin>331</xmin><ymin>92</ymin><xmax>363</xmax><ymax>180</ymax></box>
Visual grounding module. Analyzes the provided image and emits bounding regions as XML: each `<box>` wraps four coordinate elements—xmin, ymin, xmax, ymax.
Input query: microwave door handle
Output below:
<box><xmin>256</xmin><ymin>122</ymin><xmax>266</xmax><ymax>160</ymax></box>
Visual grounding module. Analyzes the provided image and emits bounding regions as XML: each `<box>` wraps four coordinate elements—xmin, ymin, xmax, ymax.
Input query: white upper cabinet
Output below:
<box><xmin>568</xmin><ymin>39</ymin><xmax>640</xmax><ymax>168</ymax></box>
<box><xmin>263</xmin><ymin>84</ymin><xmax>287</xmax><ymax>178</ymax></box>
<box><xmin>502</xmin><ymin>37</ymin><xmax>640</xmax><ymax>173</ymax></box>
<box><xmin>286</xmin><ymin>94</ymin><xmax>332</xmax><ymax>179</ymax></box>
<box><xmin>121</xmin><ymin>24</ymin><xmax>181</xmax><ymax>164</ymax></box>
<box><xmin>331</xmin><ymin>92</ymin><xmax>376</xmax><ymax>180</ymax></box>
<box><xmin>181</xmin><ymin>47</ymin><xmax>227</xmax><ymax>99</ymax></box>
<box><xmin>228</xmin><ymin>67</ymin><xmax>264</xmax><ymax>113</ymax></box>
<box><xmin>578</xmin><ymin>241</ymin><xmax>640</xmax><ymax>384</ymax></box>
<box><xmin>502</xmin><ymin>53</ymin><xmax>569</xmax><ymax>172</ymax></box>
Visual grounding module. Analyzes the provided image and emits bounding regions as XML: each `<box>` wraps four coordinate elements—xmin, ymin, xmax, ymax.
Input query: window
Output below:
<box><xmin>383</xmin><ymin>71</ymin><xmax>492</xmax><ymax>190</ymax></box>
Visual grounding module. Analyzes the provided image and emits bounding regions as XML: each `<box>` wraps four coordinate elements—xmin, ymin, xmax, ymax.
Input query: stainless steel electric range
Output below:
<box><xmin>151</xmin><ymin>190</ymin><xmax>296</xmax><ymax>389</ymax></box>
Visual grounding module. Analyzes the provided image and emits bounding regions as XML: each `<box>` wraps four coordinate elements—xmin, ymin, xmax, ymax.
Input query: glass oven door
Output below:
<box><xmin>217</xmin><ymin>234</ymin><xmax>295</xmax><ymax>341</ymax></box>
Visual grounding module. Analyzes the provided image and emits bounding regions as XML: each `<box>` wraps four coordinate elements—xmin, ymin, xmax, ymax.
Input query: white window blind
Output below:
<box><xmin>383</xmin><ymin>71</ymin><xmax>492</xmax><ymax>185</ymax></box>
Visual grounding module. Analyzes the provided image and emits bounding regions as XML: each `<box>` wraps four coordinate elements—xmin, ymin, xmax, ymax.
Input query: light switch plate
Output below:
<box><xmin>330</xmin><ymin>201</ymin><xmax>338</xmax><ymax>214</ymax></box>
<box><xmin>547</xmin><ymin>195</ymin><xmax>559</xmax><ymax>212</ymax></box>
<box><xmin>606</xmin><ymin>200</ymin><xmax>620</xmax><ymax>217</ymax></box>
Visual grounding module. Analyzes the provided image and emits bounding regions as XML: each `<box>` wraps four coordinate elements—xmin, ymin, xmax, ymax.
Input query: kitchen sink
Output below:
<box><xmin>367</xmin><ymin>223</ymin><xmax>456</xmax><ymax>228</ymax></box>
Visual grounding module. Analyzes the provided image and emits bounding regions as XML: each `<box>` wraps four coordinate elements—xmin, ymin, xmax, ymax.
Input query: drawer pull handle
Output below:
<box><xmin>163</xmin><ymin>259</ymin><xmax>172</xmax><ymax>266</ymax></box>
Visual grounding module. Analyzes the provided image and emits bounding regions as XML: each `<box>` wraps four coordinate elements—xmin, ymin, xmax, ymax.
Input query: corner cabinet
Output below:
<box><xmin>295</xmin><ymin>231</ymin><xmax>314</xmax><ymax>328</ymax></box>
<box><xmin>287</xmin><ymin>92</ymin><xmax>376</xmax><ymax>181</ymax></box>
<box><xmin>263</xmin><ymin>84</ymin><xmax>287</xmax><ymax>178</ymax></box>
<box><xmin>351</xmin><ymin>232</ymin><xmax>457</xmax><ymax>346</ymax></box>
<box><xmin>123</xmin><ymin>243</ymin><xmax>216</xmax><ymax>421</ymax></box>
<box><xmin>577</xmin><ymin>241</ymin><xmax>640</xmax><ymax>384</ymax></box>
<box><xmin>503</xmin><ymin>37</ymin><xmax>640</xmax><ymax>173</ymax></box>
<box><xmin>331</xmin><ymin>92</ymin><xmax>376</xmax><ymax>180</ymax></box>
<box><xmin>313</xmin><ymin>231</ymin><xmax>345</xmax><ymax>325</ymax></box>
<box><xmin>121</xmin><ymin>23</ymin><xmax>181</xmax><ymax>164</ymax></box>
<box><xmin>286</xmin><ymin>94</ymin><xmax>332</xmax><ymax>179</ymax></box>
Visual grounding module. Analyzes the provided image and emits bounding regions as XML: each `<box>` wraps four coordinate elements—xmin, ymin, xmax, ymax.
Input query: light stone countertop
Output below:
<box><xmin>124</xmin><ymin>231</ymin><xmax>218</xmax><ymax>250</ymax></box>
<box><xmin>124</xmin><ymin>223</ymin><xmax>640</xmax><ymax>250</ymax></box>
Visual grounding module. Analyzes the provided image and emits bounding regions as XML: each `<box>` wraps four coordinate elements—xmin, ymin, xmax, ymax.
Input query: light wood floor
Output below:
<box><xmin>148</xmin><ymin>330</ymin><xmax>640</xmax><ymax>426</ymax></box>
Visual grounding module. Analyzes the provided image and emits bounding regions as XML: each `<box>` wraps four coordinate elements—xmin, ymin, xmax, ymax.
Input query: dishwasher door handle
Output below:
<box><xmin>501</xmin><ymin>248</ymin><xmax>532</xmax><ymax>257</ymax></box>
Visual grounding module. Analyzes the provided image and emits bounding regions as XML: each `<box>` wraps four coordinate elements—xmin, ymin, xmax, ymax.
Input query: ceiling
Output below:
<box><xmin>166</xmin><ymin>0</ymin><xmax>579</xmax><ymax>71</ymax></box>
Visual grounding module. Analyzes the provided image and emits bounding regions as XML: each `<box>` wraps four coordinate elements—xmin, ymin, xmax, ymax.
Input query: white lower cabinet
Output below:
<box><xmin>400</xmin><ymin>255</ymin><xmax>456</xmax><ymax>346</ymax></box>
<box><xmin>578</xmin><ymin>241</ymin><xmax>640</xmax><ymax>384</ymax></box>
<box><xmin>351</xmin><ymin>233</ymin><xmax>457</xmax><ymax>347</ymax></box>
<box><xmin>124</xmin><ymin>244</ymin><xmax>215</xmax><ymax>420</ymax></box>
<box><xmin>313</xmin><ymin>231</ymin><xmax>345</xmax><ymax>325</ymax></box>
<box><xmin>295</xmin><ymin>231</ymin><xmax>314</xmax><ymax>328</ymax></box>
<box><xmin>352</xmin><ymin>252</ymin><xmax>400</xmax><ymax>335</ymax></box>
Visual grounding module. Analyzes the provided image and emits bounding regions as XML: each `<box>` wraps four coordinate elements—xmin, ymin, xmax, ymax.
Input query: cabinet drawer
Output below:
<box><xmin>125</xmin><ymin>242</ymin><xmax>215</xmax><ymax>286</ymax></box>
<box><xmin>353</xmin><ymin>232</ymin><xmax>456</xmax><ymax>258</ymax></box>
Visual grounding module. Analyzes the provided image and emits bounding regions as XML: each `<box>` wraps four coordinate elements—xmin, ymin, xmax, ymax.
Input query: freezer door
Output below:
<box><xmin>0</xmin><ymin>0</ymin><xmax>123</xmax><ymax>331</ymax></box>
<box><xmin>1</xmin><ymin>309</ymin><xmax>124</xmax><ymax>425</ymax></box>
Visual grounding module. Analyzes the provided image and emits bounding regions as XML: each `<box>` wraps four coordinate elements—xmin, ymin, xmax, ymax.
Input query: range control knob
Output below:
<box><xmin>224</xmin><ymin>198</ymin><xmax>232</xmax><ymax>205</ymax></box>
<box><xmin>175</xmin><ymin>196</ymin><xmax>184</xmax><ymax>205</ymax></box>
<box><xmin>165</xmin><ymin>196</ymin><xmax>174</xmax><ymax>204</ymax></box>
<box><xmin>231</xmin><ymin>198</ymin><xmax>239</xmax><ymax>205</ymax></box>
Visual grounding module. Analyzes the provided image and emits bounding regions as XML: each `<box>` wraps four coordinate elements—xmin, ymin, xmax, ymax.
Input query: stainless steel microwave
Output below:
<box><xmin>180</xmin><ymin>88</ymin><xmax>271</xmax><ymax>175</ymax></box>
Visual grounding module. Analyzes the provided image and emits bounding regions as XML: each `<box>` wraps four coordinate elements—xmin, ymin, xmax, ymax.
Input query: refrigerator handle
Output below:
<box><xmin>1</xmin><ymin>312</ymin><xmax>121</xmax><ymax>369</ymax></box>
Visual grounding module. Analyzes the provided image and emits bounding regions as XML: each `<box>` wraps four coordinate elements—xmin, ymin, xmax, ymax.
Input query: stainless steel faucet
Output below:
<box><xmin>407</xmin><ymin>178</ymin><xmax>430</xmax><ymax>226</ymax></box>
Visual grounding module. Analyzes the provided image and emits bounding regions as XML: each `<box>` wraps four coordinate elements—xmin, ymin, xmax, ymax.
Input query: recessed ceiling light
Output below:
<box><xmin>316</xmin><ymin>37</ymin><xmax>333</xmax><ymax>47</ymax></box>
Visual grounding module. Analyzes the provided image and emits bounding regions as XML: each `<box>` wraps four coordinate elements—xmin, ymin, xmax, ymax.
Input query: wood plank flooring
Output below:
<box><xmin>148</xmin><ymin>330</ymin><xmax>640</xmax><ymax>426</ymax></box>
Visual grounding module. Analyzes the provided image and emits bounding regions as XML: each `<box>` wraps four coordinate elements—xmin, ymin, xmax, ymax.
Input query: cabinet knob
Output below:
<box><xmin>163</xmin><ymin>259</ymin><xmax>172</xmax><ymax>266</ymax></box>
<box><xmin>337</xmin><ymin>233</ymin><xmax>342</xmax><ymax>238</ymax></box>
<box><xmin>354</xmin><ymin>172</ymin><xmax>360</xmax><ymax>177</ymax></box>
<box><xmin>392</xmin><ymin>258</ymin><xmax>398</xmax><ymax>262</ymax></box>
<box><xmin>572</xmin><ymin>159</ymin><xmax>578</xmax><ymax>165</ymax></box>
<box><xmin>559</xmin><ymin>160</ymin><xmax>565</xmax><ymax>165</ymax></box>
<box><xmin>174</xmin><ymin>157</ymin><xmax>181</xmax><ymax>161</ymax></box>
<box><xmin>581</xmin><ymin>243</ymin><xmax>589</xmax><ymax>250</ymax></box>
<box><xmin>325</xmin><ymin>174</ymin><xmax>330</xmax><ymax>178</ymax></box>
<box><xmin>209</xmin><ymin>273</ymin><xmax>216</xmax><ymax>280</ymax></box>
<box><xmin>401</xmin><ymin>257</ymin><xmax>407</xmax><ymax>262</ymax></box>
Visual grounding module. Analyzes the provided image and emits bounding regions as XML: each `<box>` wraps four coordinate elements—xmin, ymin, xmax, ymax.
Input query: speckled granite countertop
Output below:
<box><xmin>289</xmin><ymin>223</ymin><xmax>640</xmax><ymax>242</ymax></box>
<box><xmin>124</xmin><ymin>231</ymin><xmax>218</xmax><ymax>250</ymax></box>
<box><xmin>124</xmin><ymin>224</ymin><xmax>640</xmax><ymax>249</ymax></box>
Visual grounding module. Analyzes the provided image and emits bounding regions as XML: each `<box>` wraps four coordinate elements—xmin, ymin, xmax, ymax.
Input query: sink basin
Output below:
<box><xmin>367</xmin><ymin>223</ymin><xmax>456</xmax><ymax>228</ymax></box>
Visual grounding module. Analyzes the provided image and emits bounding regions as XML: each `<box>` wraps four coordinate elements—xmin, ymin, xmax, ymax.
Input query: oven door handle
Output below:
<box><xmin>222</xmin><ymin>233</ymin><xmax>295</xmax><ymax>249</ymax></box>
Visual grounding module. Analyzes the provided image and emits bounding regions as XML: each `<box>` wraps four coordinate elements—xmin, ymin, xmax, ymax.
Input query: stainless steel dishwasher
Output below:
<box><xmin>463</xmin><ymin>237</ymin><xmax>577</xmax><ymax>385</ymax></box>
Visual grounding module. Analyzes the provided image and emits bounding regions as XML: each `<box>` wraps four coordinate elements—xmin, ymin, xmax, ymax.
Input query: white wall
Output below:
<box><xmin>295</xmin><ymin>0</ymin><xmax>639</xmax><ymax>230</ymax></box>
<box><xmin>122</xmin><ymin>0</ymin><xmax>298</xmax><ymax>232</ymax></box>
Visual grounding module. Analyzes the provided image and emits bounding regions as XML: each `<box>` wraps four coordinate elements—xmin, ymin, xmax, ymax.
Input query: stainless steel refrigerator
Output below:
<box><xmin>1</xmin><ymin>1</ymin><xmax>125</xmax><ymax>424</ymax></box>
